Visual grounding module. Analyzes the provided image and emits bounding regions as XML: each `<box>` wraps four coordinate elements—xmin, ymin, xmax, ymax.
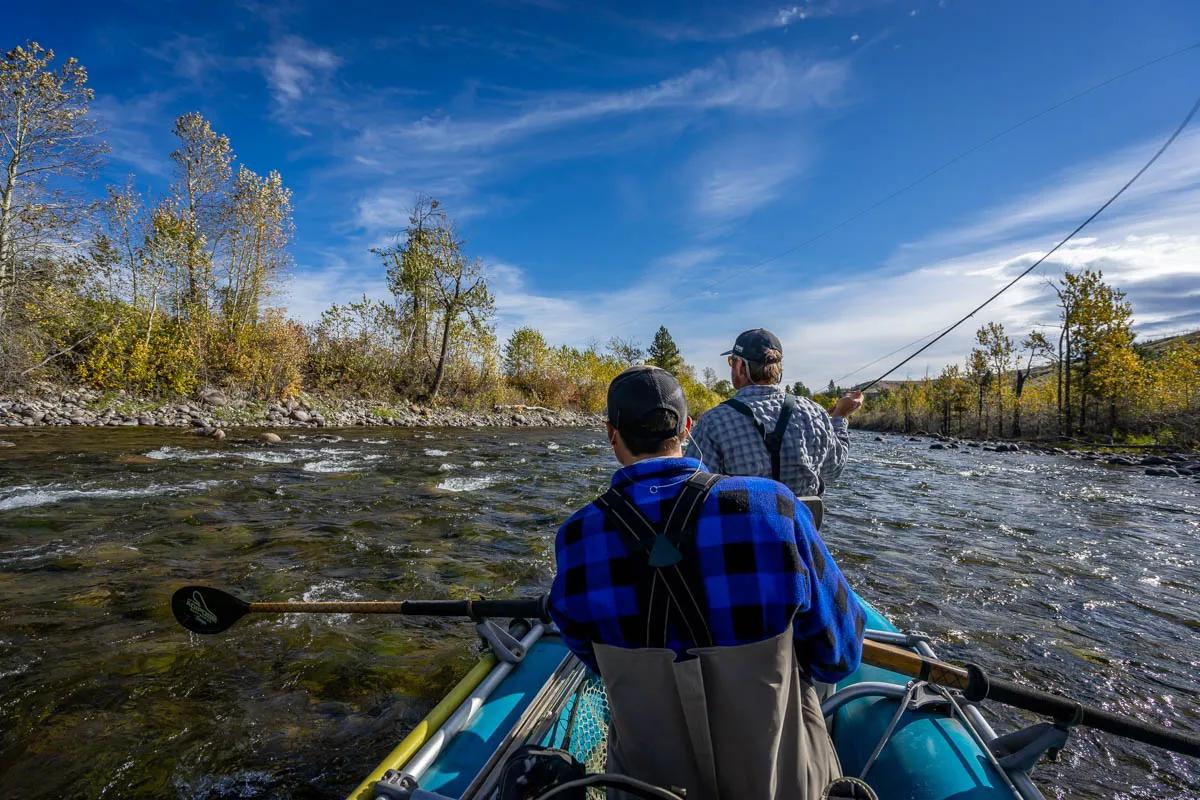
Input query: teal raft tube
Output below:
<box><xmin>349</xmin><ymin>600</ymin><xmax>1048</xmax><ymax>800</ymax></box>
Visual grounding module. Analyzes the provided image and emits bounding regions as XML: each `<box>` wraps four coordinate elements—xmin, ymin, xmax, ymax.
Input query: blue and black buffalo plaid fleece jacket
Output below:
<box><xmin>548</xmin><ymin>456</ymin><xmax>864</xmax><ymax>681</ymax></box>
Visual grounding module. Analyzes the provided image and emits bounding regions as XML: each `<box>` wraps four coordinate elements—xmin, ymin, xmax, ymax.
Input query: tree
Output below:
<box><xmin>503</xmin><ymin>326</ymin><xmax>550</xmax><ymax>395</ymax></box>
<box><xmin>975</xmin><ymin>322</ymin><xmax>1013</xmax><ymax>437</ymax></box>
<box><xmin>646</xmin><ymin>326</ymin><xmax>683</xmax><ymax>375</ymax></box>
<box><xmin>711</xmin><ymin>379</ymin><xmax>735</xmax><ymax>399</ymax></box>
<box><xmin>375</xmin><ymin>195</ymin><xmax>441</xmax><ymax>360</ymax></box>
<box><xmin>94</xmin><ymin>179</ymin><xmax>147</xmax><ymax>303</ymax></box>
<box><xmin>169</xmin><ymin>111</ymin><xmax>232</xmax><ymax>310</ymax></box>
<box><xmin>141</xmin><ymin>201</ymin><xmax>193</xmax><ymax>346</ymax></box>
<box><xmin>931</xmin><ymin>365</ymin><xmax>967</xmax><ymax>435</ymax></box>
<box><xmin>789</xmin><ymin>381</ymin><xmax>811</xmax><ymax>398</ymax></box>
<box><xmin>966</xmin><ymin>347</ymin><xmax>991</xmax><ymax>438</ymax></box>
<box><xmin>1014</xmin><ymin>331</ymin><xmax>1051</xmax><ymax>437</ymax></box>
<box><xmin>606</xmin><ymin>336</ymin><xmax>642</xmax><ymax>366</ymax></box>
<box><xmin>702</xmin><ymin>366</ymin><xmax>719</xmax><ymax>389</ymax></box>
<box><xmin>0</xmin><ymin>42</ymin><xmax>105</xmax><ymax>322</ymax></box>
<box><xmin>422</xmin><ymin>204</ymin><xmax>493</xmax><ymax>400</ymax></box>
<box><xmin>1070</xmin><ymin>271</ymin><xmax>1132</xmax><ymax>436</ymax></box>
<box><xmin>220</xmin><ymin>166</ymin><xmax>293</xmax><ymax>342</ymax></box>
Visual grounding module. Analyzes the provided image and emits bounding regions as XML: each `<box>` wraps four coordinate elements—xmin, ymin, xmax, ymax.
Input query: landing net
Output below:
<box><xmin>561</xmin><ymin>673</ymin><xmax>611</xmax><ymax>794</ymax></box>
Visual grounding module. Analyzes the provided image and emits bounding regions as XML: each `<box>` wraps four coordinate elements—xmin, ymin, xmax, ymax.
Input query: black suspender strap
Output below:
<box><xmin>595</xmin><ymin>472</ymin><xmax>723</xmax><ymax>649</ymax></box>
<box><xmin>721</xmin><ymin>393</ymin><xmax>797</xmax><ymax>482</ymax></box>
<box><xmin>766</xmin><ymin>394</ymin><xmax>796</xmax><ymax>482</ymax></box>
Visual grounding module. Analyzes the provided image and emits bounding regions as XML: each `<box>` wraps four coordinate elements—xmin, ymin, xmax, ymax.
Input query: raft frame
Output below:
<box><xmin>350</xmin><ymin>607</ymin><xmax>1055</xmax><ymax>800</ymax></box>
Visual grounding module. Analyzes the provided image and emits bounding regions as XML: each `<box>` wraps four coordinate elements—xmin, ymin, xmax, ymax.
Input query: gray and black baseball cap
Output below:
<box><xmin>606</xmin><ymin>365</ymin><xmax>688</xmax><ymax>441</ymax></box>
<box><xmin>720</xmin><ymin>328</ymin><xmax>783</xmax><ymax>362</ymax></box>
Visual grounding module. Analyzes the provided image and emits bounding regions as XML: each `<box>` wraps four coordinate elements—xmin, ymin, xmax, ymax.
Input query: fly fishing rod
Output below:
<box><xmin>172</xmin><ymin>586</ymin><xmax>1200</xmax><ymax>759</ymax></box>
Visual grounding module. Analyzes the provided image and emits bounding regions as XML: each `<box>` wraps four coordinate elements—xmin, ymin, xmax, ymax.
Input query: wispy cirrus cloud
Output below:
<box><xmin>624</xmin><ymin>1</ymin><xmax>887</xmax><ymax>42</ymax></box>
<box><xmin>694</xmin><ymin>159</ymin><xmax>808</xmax><ymax>221</ymax></box>
<box><xmin>914</xmin><ymin>129</ymin><xmax>1200</xmax><ymax>252</ymax></box>
<box><xmin>360</xmin><ymin>50</ymin><xmax>847</xmax><ymax>157</ymax></box>
<box><xmin>91</xmin><ymin>91</ymin><xmax>179</xmax><ymax>179</ymax></box>
<box><xmin>262</xmin><ymin>35</ymin><xmax>341</xmax><ymax>107</ymax></box>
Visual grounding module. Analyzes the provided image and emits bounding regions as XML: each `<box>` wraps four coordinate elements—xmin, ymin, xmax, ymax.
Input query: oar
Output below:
<box><xmin>170</xmin><ymin>587</ymin><xmax>1199</xmax><ymax>758</ymax></box>
<box><xmin>862</xmin><ymin>639</ymin><xmax>1200</xmax><ymax>758</ymax></box>
<box><xmin>170</xmin><ymin>585</ymin><xmax>548</xmax><ymax>635</ymax></box>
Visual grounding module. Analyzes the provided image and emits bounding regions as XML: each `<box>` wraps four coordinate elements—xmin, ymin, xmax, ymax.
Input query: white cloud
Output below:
<box><xmin>918</xmin><ymin>129</ymin><xmax>1200</xmax><ymax>252</ymax></box>
<box><xmin>282</xmin><ymin>253</ymin><xmax>388</xmax><ymax>322</ymax></box>
<box><xmin>263</xmin><ymin>36</ymin><xmax>341</xmax><ymax>106</ymax></box>
<box><xmin>633</xmin><ymin>1</ymin><xmax>884</xmax><ymax>42</ymax></box>
<box><xmin>696</xmin><ymin>161</ymin><xmax>805</xmax><ymax>220</ymax></box>
<box><xmin>686</xmin><ymin>128</ymin><xmax>811</xmax><ymax>222</ymax></box>
<box><xmin>91</xmin><ymin>92</ymin><xmax>177</xmax><ymax>178</ymax></box>
<box><xmin>362</xmin><ymin>51</ymin><xmax>848</xmax><ymax>156</ymax></box>
<box><xmin>653</xmin><ymin>247</ymin><xmax>725</xmax><ymax>270</ymax></box>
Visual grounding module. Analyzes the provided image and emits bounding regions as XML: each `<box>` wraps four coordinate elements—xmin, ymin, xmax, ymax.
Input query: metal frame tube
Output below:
<box><xmin>404</xmin><ymin>624</ymin><xmax>546</xmax><ymax>781</ymax></box>
<box><xmin>821</xmin><ymin>682</ymin><xmax>909</xmax><ymax>718</ymax></box>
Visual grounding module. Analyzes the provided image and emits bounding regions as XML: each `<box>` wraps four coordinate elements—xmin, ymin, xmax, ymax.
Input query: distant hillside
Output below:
<box><xmin>854</xmin><ymin>329</ymin><xmax>1199</xmax><ymax>394</ymax></box>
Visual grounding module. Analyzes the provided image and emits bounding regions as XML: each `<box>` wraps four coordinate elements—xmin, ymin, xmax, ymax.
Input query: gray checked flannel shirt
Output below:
<box><xmin>684</xmin><ymin>384</ymin><xmax>849</xmax><ymax>497</ymax></box>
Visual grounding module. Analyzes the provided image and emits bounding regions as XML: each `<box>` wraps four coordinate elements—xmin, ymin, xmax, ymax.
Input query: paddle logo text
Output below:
<box><xmin>187</xmin><ymin>591</ymin><xmax>218</xmax><ymax>626</ymax></box>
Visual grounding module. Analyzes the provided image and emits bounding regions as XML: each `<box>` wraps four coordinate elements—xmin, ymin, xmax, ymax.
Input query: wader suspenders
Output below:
<box><xmin>595</xmin><ymin>472</ymin><xmax>723</xmax><ymax>649</ymax></box>
<box><xmin>722</xmin><ymin>393</ymin><xmax>797</xmax><ymax>482</ymax></box>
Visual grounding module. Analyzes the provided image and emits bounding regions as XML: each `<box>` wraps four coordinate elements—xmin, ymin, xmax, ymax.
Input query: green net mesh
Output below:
<box><xmin>563</xmin><ymin>673</ymin><xmax>612</xmax><ymax>793</ymax></box>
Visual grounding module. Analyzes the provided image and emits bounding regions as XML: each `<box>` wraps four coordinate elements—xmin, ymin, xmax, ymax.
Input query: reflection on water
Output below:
<box><xmin>0</xmin><ymin>427</ymin><xmax>1197</xmax><ymax>799</ymax></box>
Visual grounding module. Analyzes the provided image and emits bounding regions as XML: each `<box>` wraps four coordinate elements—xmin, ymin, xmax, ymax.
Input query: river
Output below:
<box><xmin>0</xmin><ymin>427</ymin><xmax>1196</xmax><ymax>799</ymax></box>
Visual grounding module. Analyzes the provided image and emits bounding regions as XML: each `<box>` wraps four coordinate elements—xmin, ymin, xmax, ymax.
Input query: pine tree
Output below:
<box><xmin>646</xmin><ymin>326</ymin><xmax>683</xmax><ymax>375</ymax></box>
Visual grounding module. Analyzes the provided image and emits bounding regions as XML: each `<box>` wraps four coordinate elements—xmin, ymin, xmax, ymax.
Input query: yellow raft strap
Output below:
<box><xmin>347</xmin><ymin>652</ymin><xmax>499</xmax><ymax>800</ymax></box>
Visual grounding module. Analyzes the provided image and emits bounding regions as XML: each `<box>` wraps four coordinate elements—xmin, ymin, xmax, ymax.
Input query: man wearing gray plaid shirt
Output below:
<box><xmin>685</xmin><ymin>328</ymin><xmax>864</xmax><ymax>498</ymax></box>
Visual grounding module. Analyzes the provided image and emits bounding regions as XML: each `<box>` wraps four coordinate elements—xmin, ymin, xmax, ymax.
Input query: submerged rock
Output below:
<box><xmin>1145</xmin><ymin>467</ymin><xmax>1180</xmax><ymax>477</ymax></box>
<box><xmin>259</xmin><ymin>432</ymin><xmax>282</xmax><ymax>444</ymax></box>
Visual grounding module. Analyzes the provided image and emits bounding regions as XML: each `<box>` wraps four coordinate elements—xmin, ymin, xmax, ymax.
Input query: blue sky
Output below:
<box><xmin>11</xmin><ymin>0</ymin><xmax>1200</xmax><ymax>387</ymax></box>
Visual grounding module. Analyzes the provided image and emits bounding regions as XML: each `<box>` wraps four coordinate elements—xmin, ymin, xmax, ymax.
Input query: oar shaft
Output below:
<box><xmin>246</xmin><ymin>598</ymin><xmax>547</xmax><ymax>619</ymax></box>
<box><xmin>979</xmin><ymin>674</ymin><xmax>1200</xmax><ymax>757</ymax></box>
<box><xmin>862</xmin><ymin>640</ymin><xmax>970</xmax><ymax>689</ymax></box>
<box><xmin>861</xmin><ymin>640</ymin><xmax>1200</xmax><ymax>758</ymax></box>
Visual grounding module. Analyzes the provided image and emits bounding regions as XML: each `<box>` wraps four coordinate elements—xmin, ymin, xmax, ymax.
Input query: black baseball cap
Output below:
<box><xmin>606</xmin><ymin>365</ymin><xmax>688</xmax><ymax>440</ymax></box>
<box><xmin>720</xmin><ymin>328</ymin><xmax>783</xmax><ymax>362</ymax></box>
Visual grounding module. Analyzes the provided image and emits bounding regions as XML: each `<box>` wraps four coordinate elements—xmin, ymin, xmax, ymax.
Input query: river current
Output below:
<box><xmin>0</xmin><ymin>427</ymin><xmax>1196</xmax><ymax>799</ymax></box>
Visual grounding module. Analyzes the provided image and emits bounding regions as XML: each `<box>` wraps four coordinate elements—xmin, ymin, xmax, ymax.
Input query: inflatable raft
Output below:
<box><xmin>347</xmin><ymin>601</ymin><xmax>1046</xmax><ymax>800</ymax></box>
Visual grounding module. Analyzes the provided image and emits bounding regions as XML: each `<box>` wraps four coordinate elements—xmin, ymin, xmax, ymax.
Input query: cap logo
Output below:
<box><xmin>733</xmin><ymin>345</ymin><xmax>743</xmax><ymax>353</ymax></box>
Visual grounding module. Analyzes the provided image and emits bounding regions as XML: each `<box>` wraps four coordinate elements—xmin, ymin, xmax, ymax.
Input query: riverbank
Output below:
<box><xmin>877</xmin><ymin>431</ymin><xmax>1200</xmax><ymax>481</ymax></box>
<box><xmin>0</xmin><ymin>385</ymin><xmax>600</xmax><ymax>434</ymax></box>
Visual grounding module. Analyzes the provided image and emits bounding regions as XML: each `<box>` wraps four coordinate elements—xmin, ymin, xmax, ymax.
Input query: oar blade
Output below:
<box><xmin>171</xmin><ymin>586</ymin><xmax>250</xmax><ymax>634</ymax></box>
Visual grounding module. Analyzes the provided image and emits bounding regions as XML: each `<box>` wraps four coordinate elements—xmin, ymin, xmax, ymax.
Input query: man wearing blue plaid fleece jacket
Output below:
<box><xmin>548</xmin><ymin>365</ymin><xmax>864</xmax><ymax>679</ymax></box>
<box><xmin>548</xmin><ymin>365</ymin><xmax>865</xmax><ymax>799</ymax></box>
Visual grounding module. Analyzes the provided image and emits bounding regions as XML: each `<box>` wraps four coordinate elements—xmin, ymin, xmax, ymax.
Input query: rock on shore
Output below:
<box><xmin>0</xmin><ymin>387</ymin><xmax>601</xmax><ymax>431</ymax></box>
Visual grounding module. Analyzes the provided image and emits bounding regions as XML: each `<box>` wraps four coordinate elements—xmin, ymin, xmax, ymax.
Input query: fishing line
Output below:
<box><xmin>831</xmin><ymin>324</ymin><xmax>957</xmax><ymax>387</ymax></box>
<box><xmin>854</xmin><ymin>91</ymin><xmax>1200</xmax><ymax>392</ymax></box>
<box><xmin>610</xmin><ymin>39</ymin><xmax>1200</xmax><ymax>334</ymax></box>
